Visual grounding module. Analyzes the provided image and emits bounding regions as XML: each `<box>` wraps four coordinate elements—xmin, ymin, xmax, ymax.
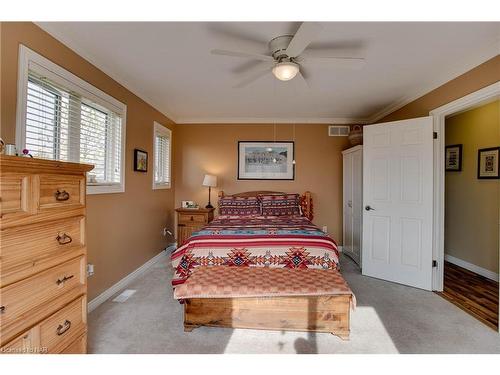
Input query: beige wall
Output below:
<box><xmin>174</xmin><ymin>124</ymin><xmax>350</xmax><ymax>243</ymax></box>
<box><xmin>445</xmin><ymin>101</ymin><xmax>499</xmax><ymax>273</ymax></box>
<box><xmin>0</xmin><ymin>22</ymin><xmax>176</xmax><ymax>300</ymax></box>
<box><xmin>378</xmin><ymin>55</ymin><xmax>500</xmax><ymax>123</ymax></box>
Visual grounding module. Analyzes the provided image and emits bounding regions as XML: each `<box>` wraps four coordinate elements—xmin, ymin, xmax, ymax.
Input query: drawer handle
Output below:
<box><xmin>55</xmin><ymin>189</ymin><xmax>70</xmax><ymax>201</ymax></box>
<box><xmin>56</xmin><ymin>320</ymin><xmax>72</xmax><ymax>336</ymax></box>
<box><xmin>56</xmin><ymin>275</ymin><xmax>74</xmax><ymax>285</ymax></box>
<box><xmin>0</xmin><ymin>306</ymin><xmax>5</xmax><ymax>314</ymax></box>
<box><xmin>56</xmin><ymin>233</ymin><xmax>73</xmax><ymax>245</ymax></box>
<box><xmin>190</xmin><ymin>216</ymin><xmax>194</xmax><ymax>221</ymax></box>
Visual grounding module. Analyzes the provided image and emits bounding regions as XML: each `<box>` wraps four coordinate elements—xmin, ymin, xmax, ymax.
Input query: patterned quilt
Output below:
<box><xmin>174</xmin><ymin>267</ymin><xmax>355</xmax><ymax>310</ymax></box>
<box><xmin>171</xmin><ymin>215</ymin><xmax>340</xmax><ymax>287</ymax></box>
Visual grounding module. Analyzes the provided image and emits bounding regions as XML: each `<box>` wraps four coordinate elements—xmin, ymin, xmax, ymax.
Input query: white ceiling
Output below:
<box><xmin>37</xmin><ymin>22</ymin><xmax>500</xmax><ymax>124</ymax></box>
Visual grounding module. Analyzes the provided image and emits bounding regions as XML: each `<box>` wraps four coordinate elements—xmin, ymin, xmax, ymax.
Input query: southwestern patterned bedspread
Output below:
<box><xmin>171</xmin><ymin>215</ymin><xmax>340</xmax><ymax>287</ymax></box>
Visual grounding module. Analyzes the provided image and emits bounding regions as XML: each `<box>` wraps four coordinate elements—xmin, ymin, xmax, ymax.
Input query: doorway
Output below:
<box><xmin>359</xmin><ymin>83</ymin><xmax>500</xmax><ymax>332</ymax></box>
<box><xmin>431</xmin><ymin>83</ymin><xmax>500</xmax><ymax>332</ymax></box>
<box><xmin>438</xmin><ymin>101</ymin><xmax>499</xmax><ymax>330</ymax></box>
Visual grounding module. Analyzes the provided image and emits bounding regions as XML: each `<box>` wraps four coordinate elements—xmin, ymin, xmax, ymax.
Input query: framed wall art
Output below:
<box><xmin>445</xmin><ymin>144</ymin><xmax>463</xmax><ymax>171</ymax></box>
<box><xmin>237</xmin><ymin>141</ymin><xmax>295</xmax><ymax>180</ymax></box>
<box><xmin>134</xmin><ymin>149</ymin><xmax>148</xmax><ymax>172</ymax></box>
<box><xmin>477</xmin><ymin>147</ymin><xmax>500</xmax><ymax>179</ymax></box>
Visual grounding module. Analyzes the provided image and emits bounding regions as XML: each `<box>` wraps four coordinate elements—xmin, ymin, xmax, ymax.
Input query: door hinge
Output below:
<box><xmin>432</xmin><ymin>260</ymin><xmax>438</xmax><ymax>268</ymax></box>
<box><xmin>433</xmin><ymin>132</ymin><xmax>438</xmax><ymax>139</ymax></box>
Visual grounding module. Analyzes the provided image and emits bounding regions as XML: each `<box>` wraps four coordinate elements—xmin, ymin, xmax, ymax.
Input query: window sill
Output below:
<box><xmin>87</xmin><ymin>184</ymin><xmax>125</xmax><ymax>195</ymax></box>
<box><xmin>153</xmin><ymin>183</ymin><xmax>171</xmax><ymax>190</ymax></box>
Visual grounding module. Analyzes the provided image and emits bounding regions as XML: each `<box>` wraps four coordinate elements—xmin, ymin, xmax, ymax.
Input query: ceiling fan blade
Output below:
<box><xmin>285</xmin><ymin>22</ymin><xmax>323</xmax><ymax>58</ymax></box>
<box><xmin>233</xmin><ymin>63</ymin><xmax>272</xmax><ymax>88</ymax></box>
<box><xmin>301</xmin><ymin>56</ymin><xmax>366</xmax><ymax>69</ymax></box>
<box><xmin>232</xmin><ymin>59</ymin><xmax>266</xmax><ymax>75</ymax></box>
<box><xmin>206</xmin><ymin>23</ymin><xmax>270</xmax><ymax>46</ymax></box>
<box><xmin>296</xmin><ymin>70</ymin><xmax>310</xmax><ymax>90</ymax></box>
<box><xmin>211</xmin><ymin>49</ymin><xmax>274</xmax><ymax>62</ymax></box>
<box><xmin>300</xmin><ymin>47</ymin><xmax>364</xmax><ymax>59</ymax></box>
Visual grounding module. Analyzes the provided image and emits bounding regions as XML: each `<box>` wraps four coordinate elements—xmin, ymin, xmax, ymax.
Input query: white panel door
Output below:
<box><xmin>362</xmin><ymin>117</ymin><xmax>433</xmax><ymax>290</ymax></box>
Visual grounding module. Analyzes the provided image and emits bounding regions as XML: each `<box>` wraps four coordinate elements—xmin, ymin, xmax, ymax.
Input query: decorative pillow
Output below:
<box><xmin>259</xmin><ymin>193</ymin><xmax>301</xmax><ymax>216</ymax></box>
<box><xmin>218</xmin><ymin>196</ymin><xmax>261</xmax><ymax>216</ymax></box>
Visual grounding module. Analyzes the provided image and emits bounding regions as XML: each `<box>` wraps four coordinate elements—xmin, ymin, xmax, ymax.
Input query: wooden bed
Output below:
<box><xmin>179</xmin><ymin>191</ymin><xmax>352</xmax><ymax>340</ymax></box>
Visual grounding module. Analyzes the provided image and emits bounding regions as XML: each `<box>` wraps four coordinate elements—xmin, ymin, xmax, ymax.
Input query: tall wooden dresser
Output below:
<box><xmin>0</xmin><ymin>155</ymin><xmax>93</xmax><ymax>354</ymax></box>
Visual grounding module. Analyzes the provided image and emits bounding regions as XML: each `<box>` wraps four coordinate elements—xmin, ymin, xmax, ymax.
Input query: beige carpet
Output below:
<box><xmin>88</xmin><ymin>254</ymin><xmax>500</xmax><ymax>354</ymax></box>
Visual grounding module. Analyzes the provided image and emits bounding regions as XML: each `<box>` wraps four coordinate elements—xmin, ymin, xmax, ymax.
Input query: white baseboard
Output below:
<box><xmin>444</xmin><ymin>254</ymin><xmax>499</xmax><ymax>282</ymax></box>
<box><xmin>88</xmin><ymin>244</ymin><xmax>176</xmax><ymax>313</ymax></box>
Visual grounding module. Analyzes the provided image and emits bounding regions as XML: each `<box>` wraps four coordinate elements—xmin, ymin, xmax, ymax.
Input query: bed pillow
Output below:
<box><xmin>259</xmin><ymin>193</ymin><xmax>301</xmax><ymax>216</ymax></box>
<box><xmin>218</xmin><ymin>196</ymin><xmax>261</xmax><ymax>216</ymax></box>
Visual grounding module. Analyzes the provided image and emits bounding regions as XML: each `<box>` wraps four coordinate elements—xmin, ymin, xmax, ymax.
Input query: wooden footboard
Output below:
<box><xmin>183</xmin><ymin>295</ymin><xmax>351</xmax><ymax>340</ymax></box>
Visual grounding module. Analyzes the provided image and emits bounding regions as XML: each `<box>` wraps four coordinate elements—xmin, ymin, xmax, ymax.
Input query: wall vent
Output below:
<box><xmin>328</xmin><ymin>125</ymin><xmax>350</xmax><ymax>137</ymax></box>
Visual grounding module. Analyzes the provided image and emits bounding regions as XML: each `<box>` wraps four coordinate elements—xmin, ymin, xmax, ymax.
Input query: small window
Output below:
<box><xmin>153</xmin><ymin>122</ymin><xmax>172</xmax><ymax>189</ymax></box>
<box><xmin>17</xmin><ymin>46</ymin><xmax>127</xmax><ymax>195</ymax></box>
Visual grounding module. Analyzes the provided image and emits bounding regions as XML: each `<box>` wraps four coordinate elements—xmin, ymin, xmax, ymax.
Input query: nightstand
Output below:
<box><xmin>175</xmin><ymin>207</ymin><xmax>215</xmax><ymax>245</ymax></box>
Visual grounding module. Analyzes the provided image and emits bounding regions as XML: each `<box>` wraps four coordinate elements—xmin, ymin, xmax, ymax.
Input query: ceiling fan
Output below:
<box><xmin>211</xmin><ymin>22</ymin><xmax>366</xmax><ymax>88</ymax></box>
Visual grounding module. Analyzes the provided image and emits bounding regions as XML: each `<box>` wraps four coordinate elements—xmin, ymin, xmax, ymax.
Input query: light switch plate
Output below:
<box><xmin>87</xmin><ymin>263</ymin><xmax>94</xmax><ymax>277</ymax></box>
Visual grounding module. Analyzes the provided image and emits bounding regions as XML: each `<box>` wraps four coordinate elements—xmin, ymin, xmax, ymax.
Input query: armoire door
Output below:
<box><xmin>351</xmin><ymin>148</ymin><xmax>363</xmax><ymax>266</ymax></box>
<box><xmin>343</xmin><ymin>153</ymin><xmax>353</xmax><ymax>257</ymax></box>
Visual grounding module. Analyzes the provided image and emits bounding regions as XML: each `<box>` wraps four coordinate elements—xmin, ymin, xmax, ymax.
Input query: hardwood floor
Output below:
<box><xmin>436</xmin><ymin>261</ymin><xmax>499</xmax><ymax>330</ymax></box>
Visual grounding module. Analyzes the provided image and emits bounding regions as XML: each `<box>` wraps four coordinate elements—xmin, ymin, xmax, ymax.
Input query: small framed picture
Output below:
<box><xmin>478</xmin><ymin>147</ymin><xmax>500</xmax><ymax>179</ymax></box>
<box><xmin>181</xmin><ymin>201</ymin><xmax>198</xmax><ymax>209</ymax></box>
<box><xmin>445</xmin><ymin>144</ymin><xmax>462</xmax><ymax>171</ymax></box>
<box><xmin>134</xmin><ymin>149</ymin><xmax>148</xmax><ymax>172</ymax></box>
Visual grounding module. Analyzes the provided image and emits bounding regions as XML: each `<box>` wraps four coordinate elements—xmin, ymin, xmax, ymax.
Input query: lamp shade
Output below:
<box><xmin>272</xmin><ymin>61</ymin><xmax>299</xmax><ymax>81</ymax></box>
<box><xmin>202</xmin><ymin>174</ymin><xmax>217</xmax><ymax>187</ymax></box>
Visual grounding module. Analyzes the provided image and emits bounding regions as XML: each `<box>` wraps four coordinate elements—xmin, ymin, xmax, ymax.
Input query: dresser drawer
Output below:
<box><xmin>40</xmin><ymin>296</ymin><xmax>86</xmax><ymax>353</ymax></box>
<box><xmin>0</xmin><ymin>297</ymin><xmax>86</xmax><ymax>354</ymax></box>
<box><xmin>38</xmin><ymin>174</ymin><xmax>85</xmax><ymax>211</ymax></box>
<box><xmin>0</xmin><ymin>326</ymin><xmax>42</xmax><ymax>354</ymax></box>
<box><xmin>178</xmin><ymin>213</ymin><xmax>207</xmax><ymax>224</ymax></box>
<box><xmin>0</xmin><ymin>173</ymin><xmax>32</xmax><ymax>222</ymax></box>
<box><xmin>0</xmin><ymin>217</ymin><xmax>85</xmax><ymax>287</ymax></box>
<box><xmin>0</xmin><ymin>256</ymin><xmax>85</xmax><ymax>333</ymax></box>
<box><xmin>60</xmin><ymin>333</ymin><xmax>87</xmax><ymax>354</ymax></box>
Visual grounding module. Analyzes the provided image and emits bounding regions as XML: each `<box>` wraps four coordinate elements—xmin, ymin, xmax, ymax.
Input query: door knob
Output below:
<box><xmin>365</xmin><ymin>205</ymin><xmax>375</xmax><ymax>211</ymax></box>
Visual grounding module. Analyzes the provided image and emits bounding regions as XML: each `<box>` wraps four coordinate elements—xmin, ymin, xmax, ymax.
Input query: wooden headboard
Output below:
<box><xmin>218</xmin><ymin>190</ymin><xmax>314</xmax><ymax>221</ymax></box>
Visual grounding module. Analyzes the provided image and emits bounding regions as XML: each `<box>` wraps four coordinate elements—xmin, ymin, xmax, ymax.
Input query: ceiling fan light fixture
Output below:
<box><xmin>272</xmin><ymin>61</ymin><xmax>299</xmax><ymax>81</ymax></box>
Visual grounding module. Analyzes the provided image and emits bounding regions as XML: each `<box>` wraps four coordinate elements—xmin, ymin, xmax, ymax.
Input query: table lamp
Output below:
<box><xmin>202</xmin><ymin>174</ymin><xmax>217</xmax><ymax>209</ymax></box>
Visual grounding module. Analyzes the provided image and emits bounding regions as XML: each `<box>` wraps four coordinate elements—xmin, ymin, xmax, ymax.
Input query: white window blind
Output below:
<box><xmin>153</xmin><ymin>123</ymin><xmax>171</xmax><ymax>189</ymax></box>
<box><xmin>24</xmin><ymin>70</ymin><xmax>123</xmax><ymax>187</ymax></box>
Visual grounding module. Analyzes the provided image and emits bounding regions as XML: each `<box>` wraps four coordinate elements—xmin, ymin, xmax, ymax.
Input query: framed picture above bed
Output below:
<box><xmin>238</xmin><ymin>141</ymin><xmax>295</xmax><ymax>180</ymax></box>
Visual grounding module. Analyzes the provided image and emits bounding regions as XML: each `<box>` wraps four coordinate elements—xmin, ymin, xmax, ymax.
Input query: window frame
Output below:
<box><xmin>152</xmin><ymin>121</ymin><xmax>172</xmax><ymax>190</ymax></box>
<box><xmin>16</xmin><ymin>45</ymin><xmax>127</xmax><ymax>195</ymax></box>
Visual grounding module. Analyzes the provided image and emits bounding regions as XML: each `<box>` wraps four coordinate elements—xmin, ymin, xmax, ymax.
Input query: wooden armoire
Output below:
<box><xmin>342</xmin><ymin>145</ymin><xmax>363</xmax><ymax>267</ymax></box>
